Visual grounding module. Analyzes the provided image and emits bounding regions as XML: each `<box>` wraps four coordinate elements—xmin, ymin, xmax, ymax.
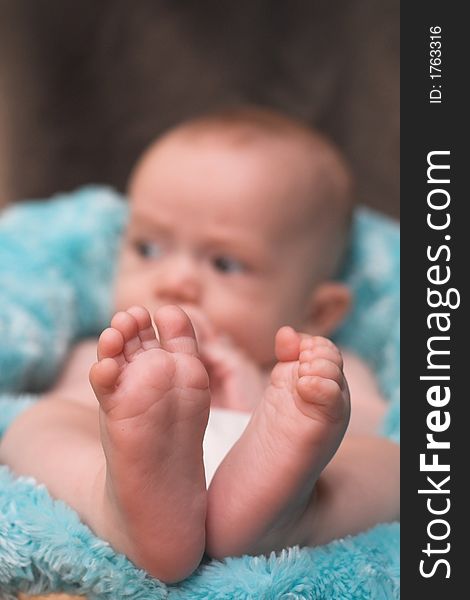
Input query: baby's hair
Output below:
<box><xmin>171</xmin><ymin>106</ymin><xmax>317</xmax><ymax>143</ymax></box>
<box><xmin>168</xmin><ymin>106</ymin><xmax>342</xmax><ymax>156</ymax></box>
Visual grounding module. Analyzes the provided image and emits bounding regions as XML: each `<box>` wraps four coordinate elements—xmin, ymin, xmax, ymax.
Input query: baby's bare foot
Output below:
<box><xmin>206</xmin><ymin>327</ymin><xmax>350</xmax><ymax>558</ymax></box>
<box><xmin>89</xmin><ymin>305</ymin><xmax>210</xmax><ymax>582</ymax></box>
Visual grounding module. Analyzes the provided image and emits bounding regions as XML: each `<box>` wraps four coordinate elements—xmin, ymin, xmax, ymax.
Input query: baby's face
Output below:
<box><xmin>115</xmin><ymin>134</ymin><xmax>333</xmax><ymax>366</ymax></box>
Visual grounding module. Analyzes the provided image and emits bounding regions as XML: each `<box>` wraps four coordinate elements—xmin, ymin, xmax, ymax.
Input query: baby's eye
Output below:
<box><xmin>134</xmin><ymin>241</ymin><xmax>164</xmax><ymax>260</ymax></box>
<box><xmin>212</xmin><ymin>255</ymin><xmax>246</xmax><ymax>274</ymax></box>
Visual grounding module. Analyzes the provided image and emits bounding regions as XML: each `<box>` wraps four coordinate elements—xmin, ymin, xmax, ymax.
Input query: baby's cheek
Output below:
<box><xmin>114</xmin><ymin>251</ymin><xmax>146</xmax><ymax>309</ymax></box>
<box><xmin>202</xmin><ymin>290</ymin><xmax>277</xmax><ymax>363</ymax></box>
<box><xmin>244</xmin><ymin>304</ymin><xmax>302</xmax><ymax>364</ymax></box>
<box><xmin>232</xmin><ymin>316</ymin><xmax>278</xmax><ymax>366</ymax></box>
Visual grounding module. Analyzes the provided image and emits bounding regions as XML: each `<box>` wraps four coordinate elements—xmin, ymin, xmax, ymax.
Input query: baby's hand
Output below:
<box><xmin>199</xmin><ymin>336</ymin><xmax>267</xmax><ymax>412</ymax></box>
<box><xmin>179</xmin><ymin>305</ymin><xmax>217</xmax><ymax>346</ymax></box>
<box><xmin>176</xmin><ymin>305</ymin><xmax>267</xmax><ymax>411</ymax></box>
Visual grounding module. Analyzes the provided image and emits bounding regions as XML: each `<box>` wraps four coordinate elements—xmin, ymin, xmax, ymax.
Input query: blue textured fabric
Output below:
<box><xmin>0</xmin><ymin>187</ymin><xmax>127</xmax><ymax>394</ymax></box>
<box><xmin>0</xmin><ymin>187</ymin><xmax>400</xmax><ymax>598</ymax></box>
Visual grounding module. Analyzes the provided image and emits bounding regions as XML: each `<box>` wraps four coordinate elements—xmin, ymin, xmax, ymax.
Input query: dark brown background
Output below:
<box><xmin>0</xmin><ymin>0</ymin><xmax>399</xmax><ymax>217</ymax></box>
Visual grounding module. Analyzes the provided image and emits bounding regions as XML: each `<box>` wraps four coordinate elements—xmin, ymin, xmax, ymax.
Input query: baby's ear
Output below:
<box><xmin>306</xmin><ymin>282</ymin><xmax>351</xmax><ymax>337</ymax></box>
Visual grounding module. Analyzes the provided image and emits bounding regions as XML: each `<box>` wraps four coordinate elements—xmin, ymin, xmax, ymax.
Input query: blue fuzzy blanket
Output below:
<box><xmin>0</xmin><ymin>187</ymin><xmax>400</xmax><ymax>599</ymax></box>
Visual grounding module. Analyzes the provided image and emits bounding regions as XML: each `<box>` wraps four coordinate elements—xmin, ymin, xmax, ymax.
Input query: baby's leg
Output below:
<box><xmin>0</xmin><ymin>398</ymin><xmax>105</xmax><ymax>518</ymax></box>
<box><xmin>0</xmin><ymin>306</ymin><xmax>210</xmax><ymax>583</ymax></box>
<box><xmin>299</xmin><ymin>434</ymin><xmax>400</xmax><ymax>547</ymax></box>
<box><xmin>206</xmin><ymin>328</ymin><xmax>398</xmax><ymax>558</ymax></box>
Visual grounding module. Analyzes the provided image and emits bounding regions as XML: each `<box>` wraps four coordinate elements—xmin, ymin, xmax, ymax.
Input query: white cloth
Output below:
<box><xmin>202</xmin><ymin>408</ymin><xmax>251</xmax><ymax>484</ymax></box>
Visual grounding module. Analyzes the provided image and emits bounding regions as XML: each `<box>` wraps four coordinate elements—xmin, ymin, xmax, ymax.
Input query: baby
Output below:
<box><xmin>0</xmin><ymin>107</ymin><xmax>399</xmax><ymax>583</ymax></box>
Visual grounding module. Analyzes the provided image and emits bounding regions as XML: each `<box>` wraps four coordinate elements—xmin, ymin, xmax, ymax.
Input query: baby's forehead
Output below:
<box><xmin>140</xmin><ymin>120</ymin><xmax>348</xmax><ymax>196</ymax></box>
<box><xmin>131</xmin><ymin>111</ymin><xmax>352</xmax><ymax>235</ymax></box>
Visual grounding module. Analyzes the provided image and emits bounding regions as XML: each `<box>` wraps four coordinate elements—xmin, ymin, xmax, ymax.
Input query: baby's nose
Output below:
<box><xmin>156</xmin><ymin>253</ymin><xmax>201</xmax><ymax>304</ymax></box>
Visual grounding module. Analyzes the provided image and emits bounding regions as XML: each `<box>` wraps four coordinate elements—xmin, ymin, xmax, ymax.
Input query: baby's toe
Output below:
<box><xmin>300</xmin><ymin>336</ymin><xmax>343</xmax><ymax>368</ymax></box>
<box><xmin>90</xmin><ymin>357</ymin><xmax>121</xmax><ymax>401</ymax></box>
<box><xmin>154</xmin><ymin>305</ymin><xmax>199</xmax><ymax>356</ymax></box>
<box><xmin>275</xmin><ymin>326</ymin><xmax>301</xmax><ymax>362</ymax></box>
<box><xmin>296</xmin><ymin>375</ymin><xmax>347</xmax><ymax>423</ymax></box>
<box><xmin>110</xmin><ymin>311</ymin><xmax>143</xmax><ymax>361</ymax></box>
<box><xmin>298</xmin><ymin>356</ymin><xmax>344</xmax><ymax>387</ymax></box>
<box><xmin>97</xmin><ymin>327</ymin><xmax>125</xmax><ymax>365</ymax></box>
<box><xmin>296</xmin><ymin>348</ymin><xmax>349</xmax><ymax>424</ymax></box>
<box><xmin>127</xmin><ymin>306</ymin><xmax>160</xmax><ymax>350</ymax></box>
<box><xmin>93</xmin><ymin>327</ymin><xmax>126</xmax><ymax>402</ymax></box>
